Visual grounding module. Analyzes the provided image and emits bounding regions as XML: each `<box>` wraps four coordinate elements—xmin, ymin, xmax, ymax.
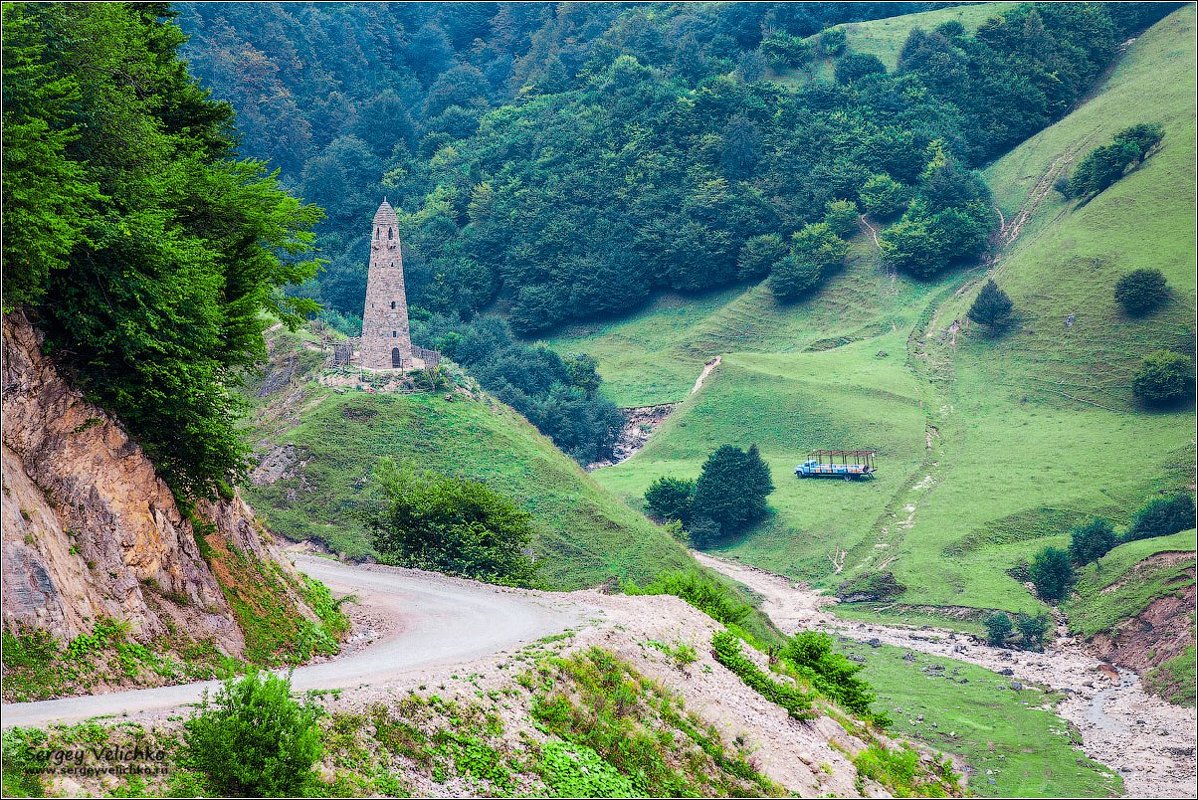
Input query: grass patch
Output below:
<box><xmin>1146</xmin><ymin>645</ymin><xmax>1197</xmax><ymax>707</ymax></box>
<box><xmin>839</xmin><ymin>639</ymin><xmax>1122</xmax><ymax>798</ymax></box>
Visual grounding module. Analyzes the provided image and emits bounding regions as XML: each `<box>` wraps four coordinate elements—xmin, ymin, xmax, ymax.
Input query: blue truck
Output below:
<box><xmin>795</xmin><ymin>449</ymin><xmax>876</xmax><ymax>480</ymax></box>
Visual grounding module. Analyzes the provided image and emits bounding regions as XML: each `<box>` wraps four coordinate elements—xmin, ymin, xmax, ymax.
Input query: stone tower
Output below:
<box><xmin>360</xmin><ymin>199</ymin><xmax>412</xmax><ymax>370</ymax></box>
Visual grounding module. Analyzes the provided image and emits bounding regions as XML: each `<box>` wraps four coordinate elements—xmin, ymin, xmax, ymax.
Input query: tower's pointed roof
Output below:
<box><xmin>373</xmin><ymin>198</ymin><xmax>398</xmax><ymax>225</ymax></box>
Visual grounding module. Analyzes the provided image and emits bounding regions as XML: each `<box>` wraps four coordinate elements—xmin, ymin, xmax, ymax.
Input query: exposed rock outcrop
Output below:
<box><xmin>1</xmin><ymin>311</ymin><xmax>307</xmax><ymax>657</ymax></box>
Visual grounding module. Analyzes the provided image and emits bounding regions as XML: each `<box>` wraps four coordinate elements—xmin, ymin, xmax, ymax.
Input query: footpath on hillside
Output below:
<box><xmin>695</xmin><ymin>551</ymin><xmax>1198</xmax><ymax>799</ymax></box>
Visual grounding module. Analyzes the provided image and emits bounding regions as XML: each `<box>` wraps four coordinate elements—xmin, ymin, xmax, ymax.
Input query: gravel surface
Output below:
<box><xmin>694</xmin><ymin>551</ymin><xmax>1198</xmax><ymax>799</ymax></box>
<box><xmin>0</xmin><ymin>555</ymin><xmax>585</xmax><ymax>729</ymax></box>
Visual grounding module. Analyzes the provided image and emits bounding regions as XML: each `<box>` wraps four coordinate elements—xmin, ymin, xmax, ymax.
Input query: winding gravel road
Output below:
<box><xmin>2</xmin><ymin>555</ymin><xmax>585</xmax><ymax>729</ymax></box>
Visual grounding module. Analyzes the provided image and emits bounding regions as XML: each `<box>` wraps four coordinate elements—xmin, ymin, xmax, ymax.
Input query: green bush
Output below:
<box><xmin>643</xmin><ymin>476</ymin><xmax>694</xmax><ymax>523</ymax></box>
<box><xmin>1067</xmin><ymin>122</ymin><xmax>1164</xmax><ymax>198</ymax></box>
<box><xmin>538</xmin><ymin>740</ymin><xmax>634</xmax><ymax>798</ymax></box>
<box><xmin>983</xmin><ymin>612</ymin><xmax>1012</xmax><ymax>647</ymax></box>
<box><xmin>1014</xmin><ymin>612</ymin><xmax>1050</xmax><ymax>651</ymax></box>
<box><xmin>1133</xmin><ymin>350</ymin><xmax>1195</xmax><ymax>407</ymax></box>
<box><xmin>771</xmin><ymin>223</ymin><xmax>848</xmax><ymax>303</ymax></box>
<box><xmin>182</xmin><ymin>671</ymin><xmax>322</xmax><ymax>797</ymax></box>
<box><xmin>1069</xmin><ymin>519</ymin><xmax>1118</xmax><ymax>565</ymax></box>
<box><xmin>782</xmin><ymin>631</ymin><xmax>875</xmax><ymax>715</ymax></box>
<box><xmin>1029</xmin><ymin>546</ymin><xmax>1075</xmax><ymax>603</ymax></box>
<box><xmin>1114</xmin><ymin>268</ymin><xmax>1169</xmax><ymax>316</ymax></box>
<box><xmin>627</xmin><ymin>572</ymin><xmax>751</xmax><ymax>627</ymax></box>
<box><xmin>737</xmin><ymin>234</ymin><xmax>788</xmax><ymax>281</ymax></box>
<box><xmin>366</xmin><ymin>459</ymin><xmax>538</xmax><ymax>586</ymax></box>
<box><xmin>1125</xmin><ymin>494</ymin><xmax>1196</xmax><ymax>542</ymax></box>
<box><xmin>819</xmin><ymin>27</ymin><xmax>847</xmax><ymax>57</ymax></box>
<box><xmin>835</xmin><ymin>52</ymin><xmax>886</xmax><ymax>84</ymax></box>
<box><xmin>711</xmin><ymin>631</ymin><xmax>814</xmax><ymax>720</ymax></box>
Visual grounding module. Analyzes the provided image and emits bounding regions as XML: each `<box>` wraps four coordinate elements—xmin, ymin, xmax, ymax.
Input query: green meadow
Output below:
<box><xmin>546</xmin><ymin>7</ymin><xmax>1196</xmax><ymax>620</ymax></box>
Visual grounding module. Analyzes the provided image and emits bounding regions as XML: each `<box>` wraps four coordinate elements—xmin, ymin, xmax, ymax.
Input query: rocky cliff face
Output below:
<box><xmin>2</xmin><ymin>311</ymin><xmax>306</xmax><ymax>657</ymax></box>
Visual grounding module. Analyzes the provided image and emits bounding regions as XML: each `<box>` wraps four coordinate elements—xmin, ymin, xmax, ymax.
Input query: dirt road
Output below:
<box><xmin>695</xmin><ymin>552</ymin><xmax>1197</xmax><ymax>799</ymax></box>
<box><xmin>1</xmin><ymin>556</ymin><xmax>585</xmax><ymax>729</ymax></box>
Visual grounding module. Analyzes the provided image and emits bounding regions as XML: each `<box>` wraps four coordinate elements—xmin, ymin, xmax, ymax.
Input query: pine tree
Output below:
<box><xmin>690</xmin><ymin>444</ymin><xmax>774</xmax><ymax>538</ymax></box>
<box><xmin>967</xmin><ymin>279</ymin><xmax>1014</xmax><ymax>329</ymax></box>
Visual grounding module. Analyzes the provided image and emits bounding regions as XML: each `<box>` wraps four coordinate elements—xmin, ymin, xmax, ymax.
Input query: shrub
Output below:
<box><xmin>967</xmin><ymin>280</ymin><xmax>1014</xmax><ymax>329</ymax></box>
<box><xmin>684</xmin><ymin>516</ymin><xmax>721</xmax><ymax>549</ymax></box>
<box><xmin>538</xmin><ymin>740</ymin><xmax>634</xmax><ymax>798</ymax></box>
<box><xmin>1069</xmin><ymin>519</ymin><xmax>1118</xmax><ymax>565</ymax></box>
<box><xmin>1114</xmin><ymin>269</ymin><xmax>1169</xmax><ymax>316</ymax></box>
<box><xmin>835</xmin><ymin>52</ymin><xmax>886</xmax><ymax>84</ymax></box>
<box><xmin>628</xmin><ymin>572</ymin><xmax>751</xmax><ymax>627</ymax></box>
<box><xmin>770</xmin><ymin>254</ymin><xmax>822</xmax><ymax>302</ymax></box>
<box><xmin>182</xmin><ymin>671</ymin><xmax>322</xmax><ymax>797</ymax></box>
<box><xmin>782</xmin><ymin>631</ymin><xmax>876</xmax><ymax>714</ymax></box>
<box><xmin>2</xmin><ymin>727</ymin><xmax>49</xmax><ymax>798</ymax></box>
<box><xmin>771</xmin><ymin>223</ymin><xmax>848</xmax><ymax>303</ymax></box>
<box><xmin>711</xmin><ymin>631</ymin><xmax>814</xmax><ymax>720</ymax></box>
<box><xmin>1133</xmin><ymin>350</ymin><xmax>1195</xmax><ymax>407</ymax></box>
<box><xmin>644</xmin><ymin>476</ymin><xmax>694</xmax><ymax>523</ymax></box>
<box><xmin>819</xmin><ymin>27</ymin><xmax>847</xmax><ymax>57</ymax></box>
<box><xmin>983</xmin><ymin>612</ymin><xmax>1012</xmax><ymax>647</ymax></box>
<box><xmin>1067</xmin><ymin>123</ymin><xmax>1164</xmax><ymax>198</ymax></box>
<box><xmin>1125</xmin><ymin>494</ymin><xmax>1196</xmax><ymax>542</ymax></box>
<box><xmin>1015</xmin><ymin>612</ymin><xmax>1051</xmax><ymax>651</ymax></box>
<box><xmin>366</xmin><ymin>459</ymin><xmax>538</xmax><ymax>586</ymax></box>
<box><xmin>1029</xmin><ymin>546</ymin><xmax>1075</xmax><ymax>602</ymax></box>
<box><xmin>737</xmin><ymin>234</ymin><xmax>788</xmax><ymax>280</ymax></box>
<box><xmin>823</xmin><ymin>199</ymin><xmax>859</xmax><ymax>239</ymax></box>
<box><xmin>759</xmin><ymin>30</ymin><xmax>811</xmax><ymax>70</ymax></box>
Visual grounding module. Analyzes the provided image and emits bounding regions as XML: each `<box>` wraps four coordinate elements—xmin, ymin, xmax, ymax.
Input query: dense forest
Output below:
<box><xmin>178</xmin><ymin>2</ymin><xmax>1174</xmax><ymax>335</ymax></box>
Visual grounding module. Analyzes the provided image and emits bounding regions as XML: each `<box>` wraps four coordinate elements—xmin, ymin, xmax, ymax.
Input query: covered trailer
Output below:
<box><xmin>795</xmin><ymin>449</ymin><xmax>876</xmax><ymax>480</ymax></box>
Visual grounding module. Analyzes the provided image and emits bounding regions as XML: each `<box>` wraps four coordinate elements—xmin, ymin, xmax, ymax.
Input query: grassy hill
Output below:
<box><xmin>544</xmin><ymin>7</ymin><xmax>1196</xmax><ymax>621</ymax></box>
<box><xmin>243</xmin><ymin>331</ymin><xmax>695</xmax><ymax>590</ymax></box>
<box><xmin>776</xmin><ymin>2</ymin><xmax>1016</xmax><ymax>85</ymax></box>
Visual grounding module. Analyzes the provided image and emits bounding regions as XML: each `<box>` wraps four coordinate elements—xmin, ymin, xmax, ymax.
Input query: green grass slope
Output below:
<box><xmin>822</xmin><ymin>3</ymin><xmax>1016</xmax><ymax>69</ymax></box>
<box><xmin>1064</xmin><ymin>529</ymin><xmax>1196</xmax><ymax>639</ymax></box>
<box><xmin>548</xmin><ymin>7</ymin><xmax>1196</xmax><ymax>621</ymax></box>
<box><xmin>779</xmin><ymin>3</ymin><xmax>1015</xmax><ymax>85</ymax></box>
<box><xmin>244</xmin><ymin>332</ymin><xmax>695</xmax><ymax>590</ymax></box>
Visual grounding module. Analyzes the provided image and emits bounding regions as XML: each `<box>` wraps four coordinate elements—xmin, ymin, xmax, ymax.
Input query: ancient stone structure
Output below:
<box><xmin>360</xmin><ymin>199</ymin><xmax>412</xmax><ymax>370</ymax></box>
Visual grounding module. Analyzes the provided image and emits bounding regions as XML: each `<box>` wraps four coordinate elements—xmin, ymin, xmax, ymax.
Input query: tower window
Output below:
<box><xmin>392</xmin><ymin>330</ymin><xmax>397</xmax><ymax>338</ymax></box>
<box><xmin>388</xmin><ymin>227</ymin><xmax>394</xmax><ymax>240</ymax></box>
<box><xmin>390</xmin><ymin>301</ymin><xmax>396</xmax><ymax>309</ymax></box>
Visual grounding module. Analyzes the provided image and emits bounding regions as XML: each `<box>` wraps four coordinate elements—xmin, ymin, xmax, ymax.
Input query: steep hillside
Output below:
<box><xmin>245</xmin><ymin>329</ymin><xmax>696</xmax><ymax>589</ymax></box>
<box><xmin>549</xmin><ymin>5</ymin><xmax>1196</xmax><ymax>626</ymax></box>
<box><xmin>1</xmin><ymin>313</ymin><xmax>336</xmax><ymax>702</ymax></box>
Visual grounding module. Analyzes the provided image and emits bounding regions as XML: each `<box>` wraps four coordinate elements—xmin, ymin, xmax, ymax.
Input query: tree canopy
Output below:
<box><xmin>2</xmin><ymin>3</ymin><xmax>322</xmax><ymax>498</ymax></box>
<box><xmin>173</xmin><ymin>3</ymin><xmax>1171</xmax><ymax>335</ymax></box>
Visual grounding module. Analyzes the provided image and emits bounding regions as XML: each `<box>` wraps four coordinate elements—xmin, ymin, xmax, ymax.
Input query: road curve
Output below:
<box><xmin>2</xmin><ymin>555</ymin><xmax>585</xmax><ymax>729</ymax></box>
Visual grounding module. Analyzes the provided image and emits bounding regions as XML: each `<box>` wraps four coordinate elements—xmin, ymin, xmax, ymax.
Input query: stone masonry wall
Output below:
<box><xmin>360</xmin><ymin>200</ymin><xmax>413</xmax><ymax>370</ymax></box>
